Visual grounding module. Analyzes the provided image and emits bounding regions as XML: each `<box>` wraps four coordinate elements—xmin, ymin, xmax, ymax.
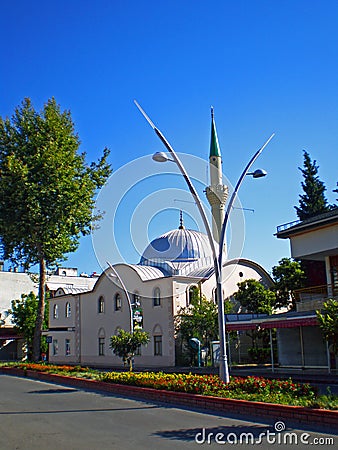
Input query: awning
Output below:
<box><xmin>226</xmin><ymin>322</ymin><xmax>258</xmax><ymax>331</ymax></box>
<box><xmin>225</xmin><ymin>316</ymin><xmax>318</xmax><ymax>331</ymax></box>
<box><xmin>261</xmin><ymin>317</ymin><xmax>318</xmax><ymax>329</ymax></box>
<box><xmin>0</xmin><ymin>333</ymin><xmax>23</xmax><ymax>340</ymax></box>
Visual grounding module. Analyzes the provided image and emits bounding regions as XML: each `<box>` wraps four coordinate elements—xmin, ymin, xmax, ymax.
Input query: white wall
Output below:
<box><xmin>290</xmin><ymin>225</ymin><xmax>338</xmax><ymax>259</ymax></box>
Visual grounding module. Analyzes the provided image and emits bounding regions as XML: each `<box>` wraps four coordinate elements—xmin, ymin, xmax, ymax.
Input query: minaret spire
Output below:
<box><xmin>205</xmin><ymin>107</ymin><xmax>228</xmax><ymax>247</ymax></box>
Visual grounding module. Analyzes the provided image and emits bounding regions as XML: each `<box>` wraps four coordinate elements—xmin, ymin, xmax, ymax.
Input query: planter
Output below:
<box><xmin>1</xmin><ymin>367</ymin><xmax>337</xmax><ymax>432</ymax></box>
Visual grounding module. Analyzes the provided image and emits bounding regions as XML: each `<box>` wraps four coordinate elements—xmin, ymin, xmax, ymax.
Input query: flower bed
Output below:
<box><xmin>1</xmin><ymin>362</ymin><xmax>337</xmax><ymax>410</ymax></box>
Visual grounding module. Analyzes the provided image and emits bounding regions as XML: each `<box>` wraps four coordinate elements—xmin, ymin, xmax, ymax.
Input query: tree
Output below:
<box><xmin>175</xmin><ymin>293</ymin><xmax>233</xmax><ymax>365</ymax></box>
<box><xmin>233</xmin><ymin>279</ymin><xmax>276</xmax><ymax>315</ymax></box>
<box><xmin>316</xmin><ymin>299</ymin><xmax>338</xmax><ymax>355</ymax></box>
<box><xmin>0</xmin><ymin>98</ymin><xmax>111</xmax><ymax>361</ymax></box>
<box><xmin>233</xmin><ymin>280</ymin><xmax>276</xmax><ymax>363</ymax></box>
<box><xmin>333</xmin><ymin>183</ymin><xmax>338</xmax><ymax>204</ymax></box>
<box><xmin>295</xmin><ymin>150</ymin><xmax>330</xmax><ymax>221</ymax></box>
<box><xmin>10</xmin><ymin>292</ymin><xmax>48</xmax><ymax>360</ymax></box>
<box><xmin>110</xmin><ymin>329</ymin><xmax>150</xmax><ymax>371</ymax></box>
<box><xmin>272</xmin><ymin>257</ymin><xmax>306</xmax><ymax>310</ymax></box>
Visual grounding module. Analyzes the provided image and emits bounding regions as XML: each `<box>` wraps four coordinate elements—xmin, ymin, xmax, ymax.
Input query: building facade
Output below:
<box><xmin>46</xmin><ymin>109</ymin><xmax>274</xmax><ymax>368</ymax></box>
<box><xmin>275</xmin><ymin>208</ymin><xmax>338</xmax><ymax>370</ymax></box>
<box><xmin>48</xmin><ymin>226</ymin><xmax>272</xmax><ymax>367</ymax></box>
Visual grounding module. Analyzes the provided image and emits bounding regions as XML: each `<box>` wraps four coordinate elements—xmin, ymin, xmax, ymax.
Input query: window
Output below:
<box><xmin>187</xmin><ymin>285</ymin><xmax>198</xmax><ymax>306</ymax></box>
<box><xmin>133</xmin><ymin>292</ymin><xmax>141</xmax><ymax>307</ymax></box>
<box><xmin>52</xmin><ymin>339</ymin><xmax>58</xmax><ymax>356</ymax></box>
<box><xmin>98</xmin><ymin>337</ymin><xmax>105</xmax><ymax>356</ymax></box>
<box><xmin>153</xmin><ymin>287</ymin><xmax>161</xmax><ymax>307</ymax></box>
<box><xmin>53</xmin><ymin>304</ymin><xmax>59</xmax><ymax>319</ymax></box>
<box><xmin>154</xmin><ymin>335</ymin><xmax>162</xmax><ymax>356</ymax></box>
<box><xmin>65</xmin><ymin>302</ymin><xmax>71</xmax><ymax>318</ymax></box>
<box><xmin>114</xmin><ymin>293</ymin><xmax>122</xmax><ymax>311</ymax></box>
<box><xmin>65</xmin><ymin>339</ymin><xmax>71</xmax><ymax>356</ymax></box>
<box><xmin>98</xmin><ymin>296</ymin><xmax>105</xmax><ymax>313</ymax></box>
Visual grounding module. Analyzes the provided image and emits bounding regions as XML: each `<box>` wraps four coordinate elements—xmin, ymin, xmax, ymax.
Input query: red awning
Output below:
<box><xmin>226</xmin><ymin>322</ymin><xmax>258</xmax><ymax>331</ymax></box>
<box><xmin>225</xmin><ymin>317</ymin><xmax>318</xmax><ymax>331</ymax></box>
<box><xmin>261</xmin><ymin>317</ymin><xmax>318</xmax><ymax>329</ymax></box>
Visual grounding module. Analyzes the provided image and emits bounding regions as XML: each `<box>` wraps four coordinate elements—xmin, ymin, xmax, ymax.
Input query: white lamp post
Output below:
<box><xmin>135</xmin><ymin>100</ymin><xmax>274</xmax><ymax>383</ymax></box>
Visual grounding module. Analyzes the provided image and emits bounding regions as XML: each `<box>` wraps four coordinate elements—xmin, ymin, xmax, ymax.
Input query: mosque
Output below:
<box><xmin>47</xmin><ymin>111</ymin><xmax>272</xmax><ymax>367</ymax></box>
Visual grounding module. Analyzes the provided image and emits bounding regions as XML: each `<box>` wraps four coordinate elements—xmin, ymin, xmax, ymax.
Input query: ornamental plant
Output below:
<box><xmin>110</xmin><ymin>329</ymin><xmax>150</xmax><ymax>371</ymax></box>
<box><xmin>1</xmin><ymin>363</ymin><xmax>336</xmax><ymax>409</ymax></box>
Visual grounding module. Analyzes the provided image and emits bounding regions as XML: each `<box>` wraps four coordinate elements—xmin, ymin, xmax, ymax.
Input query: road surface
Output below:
<box><xmin>0</xmin><ymin>375</ymin><xmax>336</xmax><ymax>449</ymax></box>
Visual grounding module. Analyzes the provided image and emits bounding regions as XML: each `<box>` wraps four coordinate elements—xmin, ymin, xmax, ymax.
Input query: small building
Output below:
<box><xmin>0</xmin><ymin>267</ymin><xmax>98</xmax><ymax>360</ymax></box>
<box><xmin>275</xmin><ymin>208</ymin><xmax>338</xmax><ymax>371</ymax></box>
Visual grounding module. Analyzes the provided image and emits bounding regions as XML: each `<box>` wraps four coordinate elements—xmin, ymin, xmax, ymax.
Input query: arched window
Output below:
<box><xmin>133</xmin><ymin>292</ymin><xmax>141</xmax><ymax>307</ymax></box>
<box><xmin>213</xmin><ymin>288</ymin><xmax>217</xmax><ymax>304</ymax></box>
<box><xmin>153</xmin><ymin>324</ymin><xmax>163</xmax><ymax>356</ymax></box>
<box><xmin>98</xmin><ymin>296</ymin><xmax>105</xmax><ymax>314</ymax></box>
<box><xmin>114</xmin><ymin>293</ymin><xmax>122</xmax><ymax>311</ymax></box>
<box><xmin>187</xmin><ymin>285</ymin><xmax>199</xmax><ymax>306</ymax></box>
<box><xmin>65</xmin><ymin>302</ymin><xmax>71</xmax><ymax>318</ymax></box>
<box><xmin>98</xmin><ymin>328</ymin><xmax>105</xmax><ymax>356</ymax></box>
<box><xmin>153</xmin><ymin>287</ymin><xmax>161</xmax><ymax>307</ymax></box>
<box><xmin>53</xmin><ymin>304</ymin><xmax>59</xmax><ymax>319</ymax></box>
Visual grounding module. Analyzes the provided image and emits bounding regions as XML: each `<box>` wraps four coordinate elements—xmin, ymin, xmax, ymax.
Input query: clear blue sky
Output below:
<box><xmin>1</xmin><ymin>0</ymin><xmax>337</xmax><ymax>275</ymax></box>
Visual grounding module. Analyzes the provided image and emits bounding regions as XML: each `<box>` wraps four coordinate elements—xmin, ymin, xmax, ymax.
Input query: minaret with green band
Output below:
<box><xmin>206</xmin><ymin>107</ymin><xmax>228</xmax><ymax>246</ymax></box>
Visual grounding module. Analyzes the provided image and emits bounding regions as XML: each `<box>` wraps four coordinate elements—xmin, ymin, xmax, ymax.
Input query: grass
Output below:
<box><xmin>1</xmin><ymin>362</ymin><xmax>337</xmax><ymax>410</ymax></box>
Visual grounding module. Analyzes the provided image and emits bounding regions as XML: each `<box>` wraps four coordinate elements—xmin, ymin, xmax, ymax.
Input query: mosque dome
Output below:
<box><xmin>139</xmin><ymin>227</ymin><xmax>213</xmax><ymax>266</ymax></box>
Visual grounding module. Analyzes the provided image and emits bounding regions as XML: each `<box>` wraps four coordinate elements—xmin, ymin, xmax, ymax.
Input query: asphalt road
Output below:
<box><xmin>0</xmin><ymin>375</ymin><xmax>336</xmax><ymax>450</ymax></box>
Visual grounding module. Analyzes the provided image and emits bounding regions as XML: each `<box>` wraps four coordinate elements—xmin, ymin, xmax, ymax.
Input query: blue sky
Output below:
<box><xmin>1</xmin><ymin>0</ymin><xmax>337</xmax><ymax>275</ymax></box>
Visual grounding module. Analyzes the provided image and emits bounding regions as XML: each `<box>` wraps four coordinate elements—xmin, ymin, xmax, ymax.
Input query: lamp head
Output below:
<box><xmin>251</xmin><ymin>168</ymin><xmax>267</xmax><ymax>178</ymax></box>
<box><xmin>152</xmin><ymin>151</ymin><xmax>170</xmax><ymax>163</ymax></box>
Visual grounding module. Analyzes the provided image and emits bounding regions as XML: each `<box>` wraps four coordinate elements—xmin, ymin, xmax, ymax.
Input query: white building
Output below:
<box><xmin>47</xmin><ymin>110</ymin><xmax>273</xmax><ymax>368</ymax></box>
<box><xmin>0</xmin><ymin>267</ymin><xmax>98</xmax><ymax>327</ymax></box>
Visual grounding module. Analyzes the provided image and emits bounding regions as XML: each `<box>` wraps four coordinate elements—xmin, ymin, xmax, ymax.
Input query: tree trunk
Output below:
<box><xmin>32</xmin><ymin>257</ymin><xmax>46</xmax><ymax>362</ymax></box>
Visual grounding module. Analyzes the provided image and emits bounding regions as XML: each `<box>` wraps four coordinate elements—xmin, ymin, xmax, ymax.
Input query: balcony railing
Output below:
<box><xmin>294</xmin><ymin>285</ymin><xmax>337</xmax><ymax>311</ymax></box>
<box><xmin>294</xmin><ymin>284</ymin><xmax>338</xmax><ymax>302</ymax></box>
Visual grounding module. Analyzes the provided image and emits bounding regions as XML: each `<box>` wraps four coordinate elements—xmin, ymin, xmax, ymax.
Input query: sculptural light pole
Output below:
<box><xmin>135</xmin><ymin>100</ymin><xmax>274</xmax><ymax>382</ymax></box>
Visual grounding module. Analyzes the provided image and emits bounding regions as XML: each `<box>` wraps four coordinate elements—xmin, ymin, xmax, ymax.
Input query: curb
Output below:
<box><xmin>1</xmin><ymin>367</ymin><xmax>337</xmax><ymax>433</ymax></box>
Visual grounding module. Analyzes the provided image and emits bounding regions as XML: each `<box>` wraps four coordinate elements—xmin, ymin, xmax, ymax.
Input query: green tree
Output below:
<box><xmin>175</xmin><ymin>294</ymin><xmax>233</xmax><ymax>365</ymax></box>
<box><xmin>333</xmin><ymin>183</ymin><xmax>338</xmax><ymax>204</ymax></box>
<box><xmin>10</xmin><ymin>292</ymin><xmax>48</xmax><ymax>360</ymax></box>
<box><xmin>233</xmin><ymin>279</ymin><xmax>276</xmax><ymax>315</ymax></box>
<box><xmin>316</xmin><ymin>299</ymin><xmax>338</xmax><ymax>355</ymax></box>
<box><xmin>272</xmin><ymin>257</ymin><xmax>306</xmax><ymax>310</ymax></box>
<box><xmin>110</xmin><ymin>329</ymin><xmax>150</xmax><ymax>371</ymax></box>
<box><xmin>295</xmin><ymin>150</ymin><xmax>330</xmax><ymax>221</ymax></box>
<box><xmin>0</xmin><ymin>98</ymin><xmax>111</xmax><ymax>361</ymax></box>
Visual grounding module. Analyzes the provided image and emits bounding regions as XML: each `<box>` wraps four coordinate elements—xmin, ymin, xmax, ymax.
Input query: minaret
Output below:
<box><xmin>205</xmin><ymin>107</ymin><xmax>228</xmax><ymax>246</ymax></box>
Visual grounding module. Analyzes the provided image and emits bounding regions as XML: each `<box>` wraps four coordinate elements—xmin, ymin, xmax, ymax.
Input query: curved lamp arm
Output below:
<box><xmin>218</xmin><ymin>133</ymin><xmax>275</xmax><ymax>273</ymax></box>
<box><xmin>134</xmin><ymin>100</ymin><xmax>220</xmax><ymax>279</ymax></box>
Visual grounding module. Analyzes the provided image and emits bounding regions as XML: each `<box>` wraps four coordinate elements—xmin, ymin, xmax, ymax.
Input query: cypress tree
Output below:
<box><xmin>295</xmin><ymin>150</ymin><xmax>330</xmax><ymax>221</ymax></box>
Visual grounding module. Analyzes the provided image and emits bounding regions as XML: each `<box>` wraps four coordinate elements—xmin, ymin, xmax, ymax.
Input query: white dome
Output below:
<box><xmin>140</xmin><ymin>227</ymin><xmax>213</xmax><ymax>265</ymax></box>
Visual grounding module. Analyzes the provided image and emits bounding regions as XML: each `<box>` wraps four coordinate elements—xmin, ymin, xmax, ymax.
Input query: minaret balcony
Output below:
<box><xmin>206</xmin><ymin>184</ymin><xmax>228</xmax><ymax>206</ymax></box>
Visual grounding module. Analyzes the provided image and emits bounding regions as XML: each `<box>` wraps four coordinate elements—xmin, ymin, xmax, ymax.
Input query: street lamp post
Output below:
<box><xmin>135</xmin><ymin>100</ymin><xmax>274</xmax><ymax>383</ymax></box>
